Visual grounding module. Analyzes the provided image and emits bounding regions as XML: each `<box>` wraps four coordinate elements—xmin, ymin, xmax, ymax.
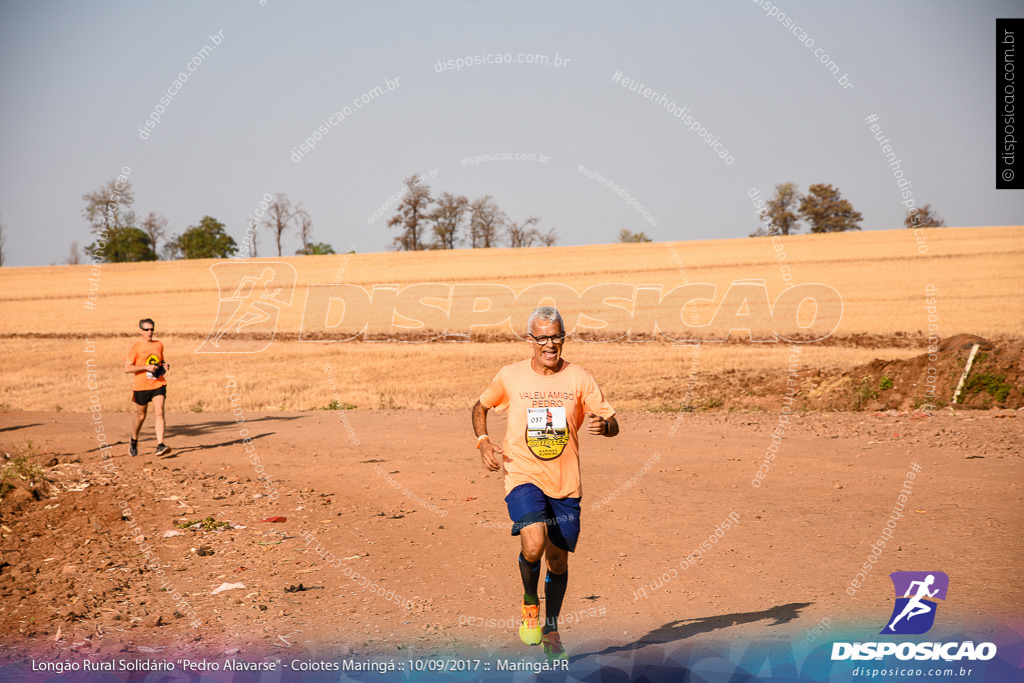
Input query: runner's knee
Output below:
<box><xmin>520</xmin><ymin>526</ymin><xmax>546</xmax><ymax>562</ymax></box>
<box><xmin>545</xmin><ymin>547</ymin><xmax>569</xmax><ymax>574</ymax></box>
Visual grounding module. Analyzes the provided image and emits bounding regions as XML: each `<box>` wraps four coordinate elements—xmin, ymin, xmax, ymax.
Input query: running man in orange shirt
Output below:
<box><xmin>124</xmin><ymin>318</ymin><xmax>170</xmax><ymax>456</ymax></box>
<box><xmin>472</xmin><ymin>306</ymin><xmax>619</xmax><ymax>661</ymax></box>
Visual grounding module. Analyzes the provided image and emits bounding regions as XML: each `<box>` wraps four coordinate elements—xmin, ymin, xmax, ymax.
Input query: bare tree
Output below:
<box><xmin>296</xmin><ymin>208</ymin><xmax>313</xmax><ymax>252</ymax></box>
<box><xmin>469</xmin><ymin>195</ymin><xmax>507</xmax><ymax>248</ymax></box>
<box><xmin>429</xmin><ymin>192</ymin><xmax>469</xmax><ymax>249</ymax></box>
<box><xmin>65</xmin><ymin>240</ymin><xmax>83</xmax><ymax>265</ymax></box>
<box><xmin>262</xmin><ymin>193</ymin><xmax>299</xmax><ymax>257</ymax></box>
<box><xmin>162</xmin><ymin>240</ymin><xmax>183</xmax><ymax>260</ymax></box>
<box><xmin>139</xmin><ymin>212</ymin><xmax>168</xmax><ymax>254</ymax></box>
<box><xmin>387</xmin><ymin>174</ymin><xmax>433</xmax><ymax>251</ymax></box>
<box><xmin>82</xmin><ymin>179</ymin><xmax>136</xmax><ymax>236</ymax></box>
<box><xmin>507</xmin><ymin>216</ymin><xmax>541</xmax><ymax>247</ymax></box>
<box><xmin>537</xmin><ymin>227</ymin><xmax>558</xmax><ymax>247</ymax></box>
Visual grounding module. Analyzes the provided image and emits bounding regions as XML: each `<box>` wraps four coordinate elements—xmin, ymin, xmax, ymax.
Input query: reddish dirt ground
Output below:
<box><xmin>0</xmin><ymin>407</ymin><xmax>1021</xmax><ymax>669</ymax></box>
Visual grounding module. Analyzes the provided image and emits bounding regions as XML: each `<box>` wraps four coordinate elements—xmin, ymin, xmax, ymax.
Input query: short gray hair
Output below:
<box><xmin>527</xmin><ymin>306</ymin><xmax>564</xmax><ymax>335</ymax></box>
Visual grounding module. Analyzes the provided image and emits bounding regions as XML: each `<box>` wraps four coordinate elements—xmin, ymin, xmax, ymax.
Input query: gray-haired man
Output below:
<box><xmin>472</xmin><ymin>307</ymin><xmax>619</xmax><ymax>660</ymax></box>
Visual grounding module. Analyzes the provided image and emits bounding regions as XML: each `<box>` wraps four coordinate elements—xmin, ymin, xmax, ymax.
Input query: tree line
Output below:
<box><xmin>72</xmin><ymin>179</ymin><xmax>335</xmax><ymax>263</ymax></box>
<box><xmin>69</xmin><ymin>173</ymin><xmax>559</xmax><ymax>263</ymax></box>
<box><xmin>30</xmin><ymin>176</ymin><xmax>948</xmax><ymax>266</ymax></box>
<box><xmin>749</xmin><ymin>182</ymin><xmax>944</xmax><ymax>236</ymax></box>
<box><xmin>386</xmin><ymin>173</ymin><xmax>557</xmax><ymax>250</ymax></box>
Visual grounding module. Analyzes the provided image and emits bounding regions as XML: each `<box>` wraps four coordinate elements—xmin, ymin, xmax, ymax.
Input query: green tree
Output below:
<box><xmin>388</xmin><ymin>174</ymin><xmax>433</xmax><ymax>251</ymax></box>
<box><xmin>86</xmin><ymin>227</ymin><xmax>157</xmax><ymax>262</ymax></box>
<box><xmin>169</xmin><ymin>216</ymin><xmax>237</xmax><ymax>259</ymax></box>
<box><xmin>296</xmin><ymin>241</ymin><xmax>336</xmax><ymax>255</ymax></box>
<box><xmin>618</xmin><ymin>229</ymin><xmax>652</xmax><ymax>242</ymax></box>
<box><xmin>905</xmin><ymin>204</ymin><xmax>945</xmax><ymax>229</ymax></box>
<box><xmin>799</xmin><ymin>183</ymin><xmax>863</xmax><ymax>233</ymax></box>
<box><xmin>756</xmin><ymin>182</ymin><xmax>802</xmax><ymax>236</ymax></box>
<box><xmin>82</xmin><ymin>178</ymin><xmax>153</xmax><ymax>262</ymax></box>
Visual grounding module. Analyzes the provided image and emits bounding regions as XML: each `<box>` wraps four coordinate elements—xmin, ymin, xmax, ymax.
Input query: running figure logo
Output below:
<box><xmin>197</xmin><ymin>262</ymin><xmax>296</xmax><ymax>353</ymax></box>
<box><xmin>881</xmin><ymin>571</ymin><xmax>949</xmax><ymax>635</ymax></box>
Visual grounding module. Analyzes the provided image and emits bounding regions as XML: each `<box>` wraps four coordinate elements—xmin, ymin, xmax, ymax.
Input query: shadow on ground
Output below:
<box><xmin>159</xmin><ymin>432</ymin><xmax>275</xmax><ymax>457</ymax></box>
<box><xmin>573</xmin><ymin>601</ymin><xmax>813</xmax><ymax>662</ymax></box>
<box><xmin>86</xmin><ymin>430</ymin><xmax>276</xmax><ymax>456</ymax></box>
<box><xmin>165</xmin><ymin>414</ymin><xmax>303</xmax><ymax>438</ymax></box>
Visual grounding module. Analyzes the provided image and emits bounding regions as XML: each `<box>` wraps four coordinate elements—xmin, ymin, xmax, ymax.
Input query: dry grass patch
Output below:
<box><xmin>3</xmin><ymin>336</ymin><xmax>924</xmax><ymax>413</ymax></box>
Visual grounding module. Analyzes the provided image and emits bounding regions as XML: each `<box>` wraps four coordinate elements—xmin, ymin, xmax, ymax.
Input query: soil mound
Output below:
<box><xmin>815</xmin><ymin>335</ymin><xmax>1022</xmax><ymax>411</ymax></box>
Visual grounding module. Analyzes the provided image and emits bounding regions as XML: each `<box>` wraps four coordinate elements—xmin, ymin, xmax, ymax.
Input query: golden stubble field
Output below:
<box><xmin>0</xmin><ymin>226</ymin><xmax>1021</xmax><ymax>413</ymax></box>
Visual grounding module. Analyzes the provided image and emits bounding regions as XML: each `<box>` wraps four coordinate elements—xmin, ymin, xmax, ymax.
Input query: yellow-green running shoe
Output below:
<box><xmin>519</xmin><ymin>603</ymin><xmax>542</xmax><ymax>645</ymax></box>
<box><xmin>542</xmin><ymin>630</ymin><xmax>568</xmax><ymax>660</ymax></box>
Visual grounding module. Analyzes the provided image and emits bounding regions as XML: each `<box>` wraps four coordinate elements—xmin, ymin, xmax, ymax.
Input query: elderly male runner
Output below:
<box><xmin>124</xmin><ymin>318</ymin><xmax>170</xmax><ymax>456</ymax></box>
<box><xmin>472</xmin><ymin>306</ymin><xmax>618</xmax><ymax>660</ymax></box>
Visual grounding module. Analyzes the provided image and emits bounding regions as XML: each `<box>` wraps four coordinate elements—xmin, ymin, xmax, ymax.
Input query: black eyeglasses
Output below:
<box><xmin>141</xmin><ymin>327</ymin><xmax>154</xmax><ymax>332</ymax></box>
<box><xmin>528</xmin><ymin>333</ymin><xmax>565</xmax><ymax>346</ymax></box>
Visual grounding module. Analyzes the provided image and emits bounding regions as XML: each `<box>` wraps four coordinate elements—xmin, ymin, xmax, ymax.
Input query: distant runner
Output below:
<box><xmin>472</xmin><ymin>306</ymin><xmax>619</xmax><ymax>661</ymax></box>
<box><xmin>543</xmin><ymin>408</ymin><xmax>555</xmax><ymax>437</ymax></box>
<box><xmin>124</xmin><ymin>318</ymin><xmax>170</xmax><ymax>456</ymax></box>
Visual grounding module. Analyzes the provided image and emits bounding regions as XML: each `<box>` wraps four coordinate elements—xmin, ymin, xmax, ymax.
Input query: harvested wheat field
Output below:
<box><xmin>0</xmin><ymin>226</ymin><xmax>1022</xmax><ymax>413</ymax></box>
<box><xmin>0</xmin><ymin>227</ymin><xmax>1022</xmax><ymax>681</ymax></box>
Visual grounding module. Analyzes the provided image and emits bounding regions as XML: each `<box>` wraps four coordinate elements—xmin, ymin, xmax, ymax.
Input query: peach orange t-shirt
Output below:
<box><xmin>125</xmin><ymin>340</ymin><xmax>167</xmax><ymax>391</ymax></box>
<box><xmin>479</xmin><ymin>358</ymin><xmax>614</xmax><ymax>499</ymax></box>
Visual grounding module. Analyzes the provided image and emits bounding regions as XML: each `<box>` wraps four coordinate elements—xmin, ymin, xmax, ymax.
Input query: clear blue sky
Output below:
<box><xmin>0</xmin><ymin>0</ymin><xmax>1020</xmax><ymax>266</ymax></box>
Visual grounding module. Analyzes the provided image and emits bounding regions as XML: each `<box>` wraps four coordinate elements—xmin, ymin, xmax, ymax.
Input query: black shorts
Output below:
<box><xmin>133</xmin><ymin>386</ymin><xmax>167</xmax><ymax>406</ymax></box>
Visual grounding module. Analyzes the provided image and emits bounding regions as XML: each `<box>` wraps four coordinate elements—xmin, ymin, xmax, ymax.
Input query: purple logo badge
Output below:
<box><xmin>881</xmin><ymin>571</ymin><xmax>949</xmax><ymax>635</ymax></box>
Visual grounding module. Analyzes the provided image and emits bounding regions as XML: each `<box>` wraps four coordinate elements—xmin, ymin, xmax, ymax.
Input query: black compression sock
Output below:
<box><xmin>543</xmin><ymin>570</ymin><xmax>568</xmax><ymax>633</ymax></box>
<box><xmin>518</xmin><ymin>553</ymin><xmax>541</xmax><ymax>604</ymax></box>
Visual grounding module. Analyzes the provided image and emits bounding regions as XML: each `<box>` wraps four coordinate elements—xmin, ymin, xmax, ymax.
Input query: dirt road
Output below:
<box><xmin>0</xmin><ymin>408</ymin><xmax>1020</xmax><ymax>670</ymax></box>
